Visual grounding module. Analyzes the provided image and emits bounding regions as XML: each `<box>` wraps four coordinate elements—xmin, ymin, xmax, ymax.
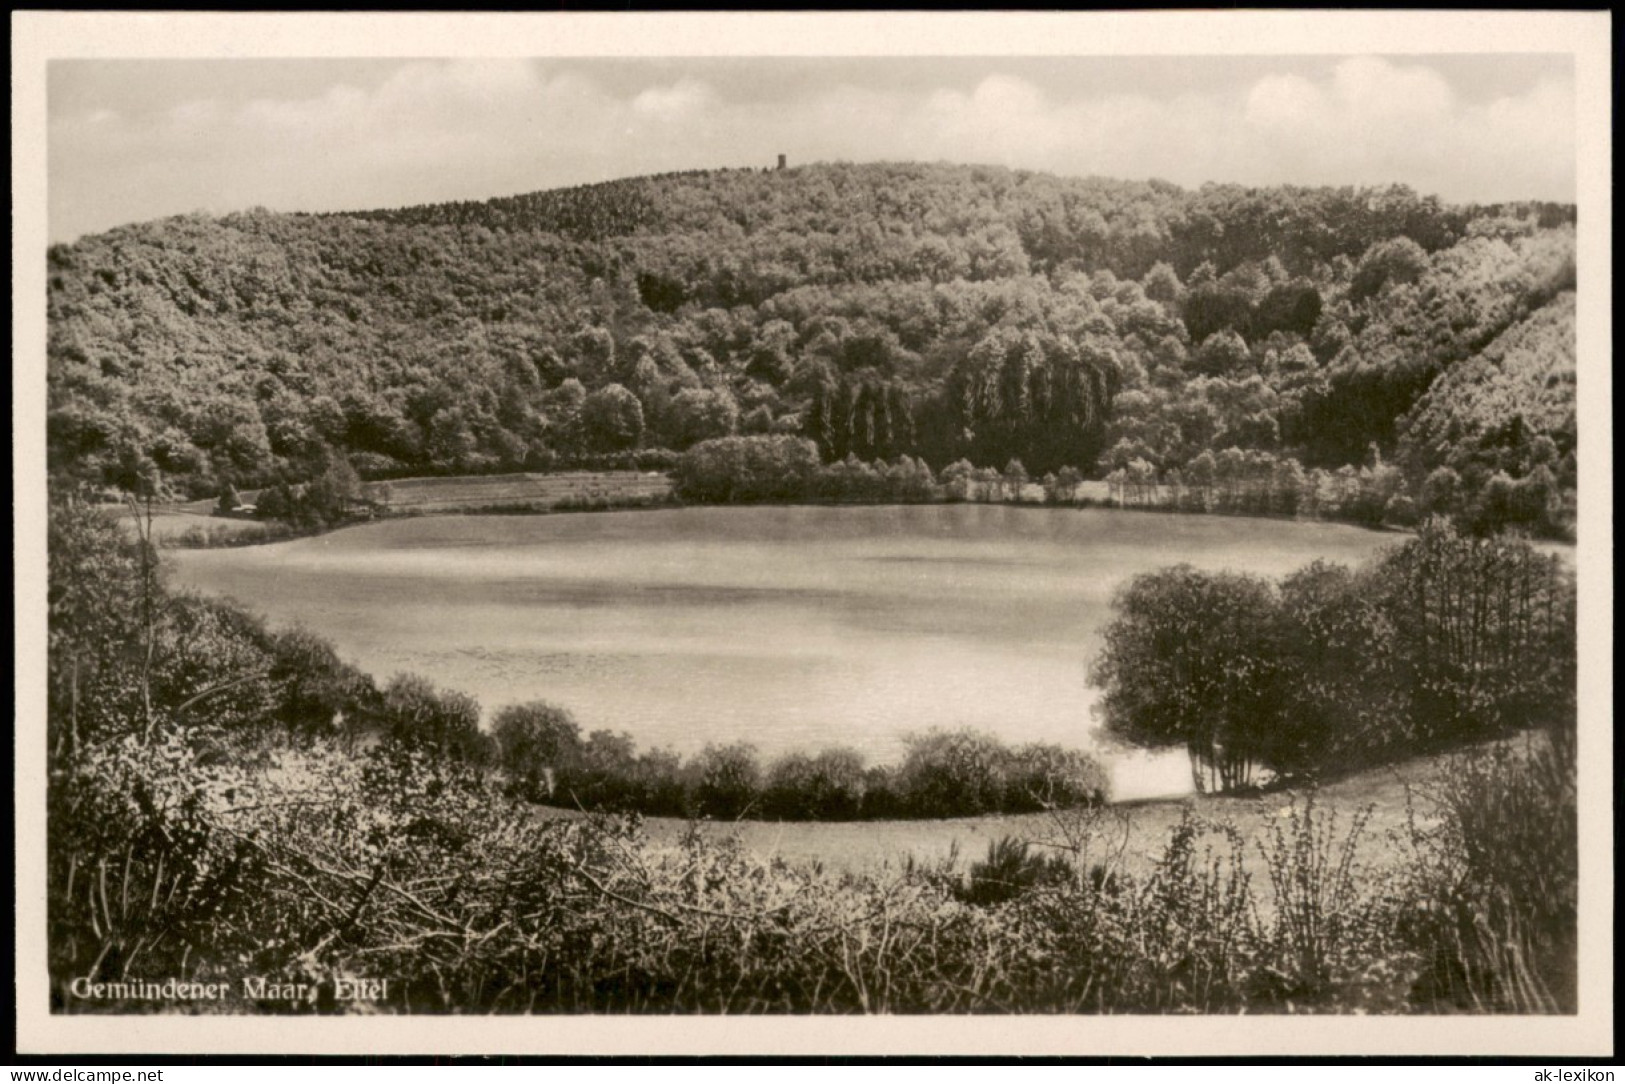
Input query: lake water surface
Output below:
<box><xmin>171</xmin><ymin>506</ymin><xmax>1396</xmax><ymax>801</ymax></box>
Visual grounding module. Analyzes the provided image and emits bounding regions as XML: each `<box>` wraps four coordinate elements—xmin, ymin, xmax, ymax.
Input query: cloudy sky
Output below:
<box><xmin>48</xmin><ymin>54</ymin><xmax>1576</xmax><ymax>244</ymax></box>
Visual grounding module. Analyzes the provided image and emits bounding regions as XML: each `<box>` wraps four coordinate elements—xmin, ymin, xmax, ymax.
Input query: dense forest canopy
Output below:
<box><xmin>46</xmin><ymin>161</ymin><xmax>1575</xmax><ymax>530</ymax></box>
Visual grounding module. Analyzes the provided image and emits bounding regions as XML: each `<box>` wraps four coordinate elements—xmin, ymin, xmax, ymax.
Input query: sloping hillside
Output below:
<box><xmin>1397</xmin><ymin>292</ymin><xmax>1577</xmax><ymax>484</ymax></box>
<box><xmin>46</xmin><ymin>161</ymin><xmax>1574</xmax><ymax>533</ymax></box>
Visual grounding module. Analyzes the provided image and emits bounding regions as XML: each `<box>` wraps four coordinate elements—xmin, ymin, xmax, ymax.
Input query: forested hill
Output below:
<box><xmin>46</xmin><ymin>161</ymin><xmax>1576</xmax><ymax>531</ymax></box>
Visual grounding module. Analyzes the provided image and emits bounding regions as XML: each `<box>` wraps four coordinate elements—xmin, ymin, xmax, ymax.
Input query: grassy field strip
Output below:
<box><xmin>367</xmin><ymin>470</ymin><xmax>673</xmax><ymax>511</ymax></box>
<box><xmin>106</xmin><ymin>502</ymin><xmax>270</xmax><ymax>542</ymax></box>
<box><xmin>366</xmin><ymin>470</ymin><xmax>1107</xmax><ymax>512</ymax></box>
<box><xmin>534</xmin><ymin>752</ymin><xmax>1452</xmax><ymax>922</ymax></box>
<box><xmin>109</xmin><ymin>473</ymin><xmax>1138</xmax><ymax>542</ymax></box>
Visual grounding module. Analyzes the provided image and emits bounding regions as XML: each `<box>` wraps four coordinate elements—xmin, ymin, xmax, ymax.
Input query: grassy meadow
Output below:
<box><xmin>365</xmin><ymin>470</ymin><xmax>674</xmax><ymax>514</ymax></box>
<box><xmin>577</xmin><ymin>748</ymin><xmax>1447</xmax><ymax>901</ymax></box>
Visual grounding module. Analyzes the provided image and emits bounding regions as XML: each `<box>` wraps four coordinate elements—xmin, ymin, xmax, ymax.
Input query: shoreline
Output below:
<box><xmin>128</xmin><ymin>480</ymin><xmax>1489</xmax><ymax>552</ymax></box>
<box><xmin>545</xmin><ymin>745</ymin><xmax>1464</xmax><ymax>880</ymax></box>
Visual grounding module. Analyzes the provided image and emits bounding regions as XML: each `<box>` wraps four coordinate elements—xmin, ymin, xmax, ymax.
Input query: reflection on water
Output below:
<box><xmin>171</xmin><ymin>505</ymin><xmax>1393</xmax><ymax>801</ymax></box>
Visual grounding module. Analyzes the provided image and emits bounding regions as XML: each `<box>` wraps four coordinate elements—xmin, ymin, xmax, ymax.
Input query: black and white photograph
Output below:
<box><xmin>12</xmin><ymin>10</ymin><xmax>1612</xmax><ymax>1058</ymax></box>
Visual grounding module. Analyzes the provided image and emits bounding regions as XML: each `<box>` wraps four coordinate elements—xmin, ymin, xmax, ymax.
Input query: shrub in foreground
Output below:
<box><xmin>691</xmin><ymin>742</ymin><xmax>763</xmax><ymax>819</ymax></box>
<box><xmin>895</xmin><ymin>729</ymin><xmax>1010</xmax><ymax>817</ymax></box>
<box><xmin>1091</xmin><ymin>521</ymin><xmax>1575</xmax><ymax>794</ymax></box>
<box><xmin>1394</xmin><ymin>729</ymin><xmax>1577</xmax><ymax>1013</ymax></box>
<box><xmin>493</xmin><ymin>701</ymin><xmax>581</xmax><ymax>800</ymax></box>
<box><xmin>760</xmin><ymin>748</ymin><xmax>867</xmax><ymax>820</ymax></box>
<box><xmin>959</xmin><ymin>836</ymin><xmax>1075</xmax><ymax>906</ymax></box>
<box><xmin>379</xmin><ymin>674</ymin><xmax>490</xmax><ymax>765</ymax></box>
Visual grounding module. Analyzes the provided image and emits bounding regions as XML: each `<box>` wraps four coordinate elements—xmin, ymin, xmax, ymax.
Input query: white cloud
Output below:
<box><xmin>1244</xmin><ymin>74</ymin><xmax>1327</xmax><ymax>131</ymax></box>
<box><xmin>631</xmin><ymin>78</ymin><xmax>714</xmax><ymax>119</ymax></box>
<box><xmin>164</xmin><ymin>98</ymin><xmax>225</xmax><ymax>132</ymax></box>
<box><xmin>1332</xmin><ymin>55</ymin><xmax>1456</xmax><ymax>122</ymax></box>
